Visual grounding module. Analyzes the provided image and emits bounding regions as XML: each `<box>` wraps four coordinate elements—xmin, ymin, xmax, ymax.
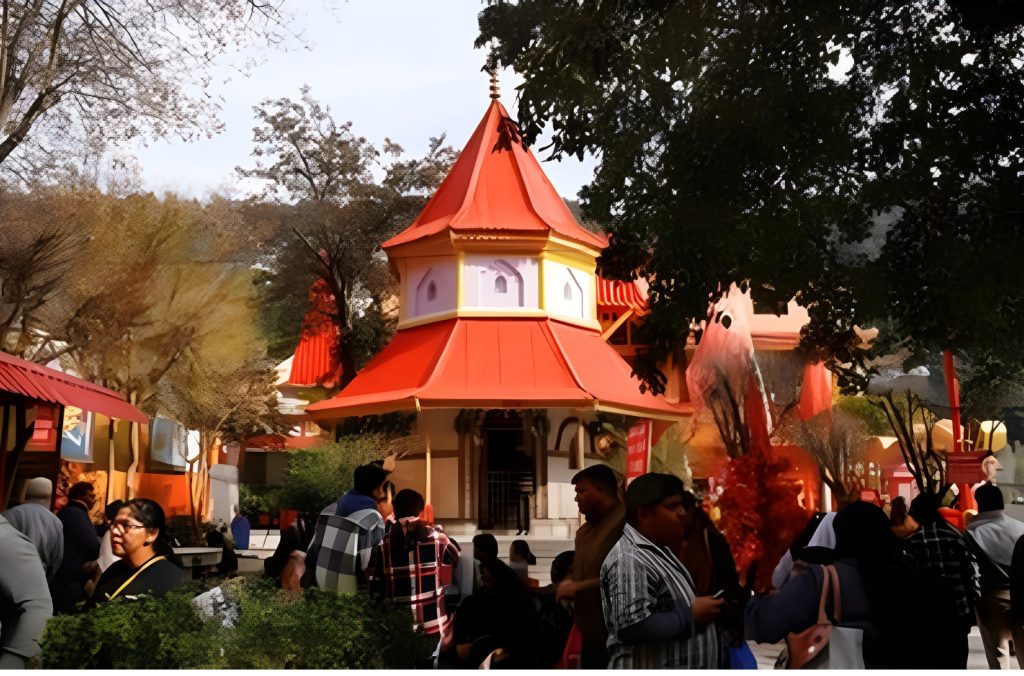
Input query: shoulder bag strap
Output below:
<box><xmin>963</xmin><ymin>529</ymin><xmax>1011</xmax><ymax>580</ymax></box>
<box><xmin>825</xmin><ymin>564</ymin><xmax>843</xmax><ymax>624</ymax></box>
<box><xmin>108</xmin><ymin>555</ymin><xmax>167</xmax><ymax>601</ymax></box>
<box><xmin>816</xmin><ymin>564</ymin><xmax>832</xmax><ymax>625</ymax></box>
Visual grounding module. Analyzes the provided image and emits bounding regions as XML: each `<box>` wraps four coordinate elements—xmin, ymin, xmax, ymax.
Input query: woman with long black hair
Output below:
<box><xmin>88</xmin><ymin>499</ymin><xmax>182</xmax><ymax>605</ymax></box>
<box><xmin>745</xmin><ymin>501</ymin><xmax>896</xmax><ymax>667</ymax></box>
<box><xmin>746</xmin><ymin>500</ymin><xmax>961</xmax><ymax>669</ymax></box>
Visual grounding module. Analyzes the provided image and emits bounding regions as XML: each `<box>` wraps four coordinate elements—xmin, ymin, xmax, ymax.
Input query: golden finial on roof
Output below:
<box><xmin>489</xmin><ymin>69</ymin><xmax>500</xmax><ymax>100</ymax></box>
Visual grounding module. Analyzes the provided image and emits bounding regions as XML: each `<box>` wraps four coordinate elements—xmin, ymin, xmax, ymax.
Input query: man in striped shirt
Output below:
<box><xmin>601</xmin><ymin>473</ymin><xmax>725</xmax><ymax>669</ymax></box>
<box><xmin>367</xmin><ymin>489</ymin><xmax>460</xmax><ymax>636</ymax></box>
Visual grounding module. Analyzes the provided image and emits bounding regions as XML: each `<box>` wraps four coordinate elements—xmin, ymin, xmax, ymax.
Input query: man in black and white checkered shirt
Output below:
<box><xmin>303</xmin><ymin>463</ymin><xmax>388</xmax><ymax>593</ymax></box>
<box><xmin>899</xmin><ymin>492</ymin><xmax>981</xmax><ymax>668</ymax></box>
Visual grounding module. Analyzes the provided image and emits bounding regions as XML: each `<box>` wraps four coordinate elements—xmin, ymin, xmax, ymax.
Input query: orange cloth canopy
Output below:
<box><xmin>0</xmin><ymin>350</ymin><xmax>147</xmax><ymax>423</ymax></box>
<box><xmin>382</xmin><ymin>99</ymin><xmax>607</xmax><ymax>252</ymax></box>
<box><xmin>306</xmin><ymin>317</ymin><xmax>690</xmax><ymax>421</ymax></box>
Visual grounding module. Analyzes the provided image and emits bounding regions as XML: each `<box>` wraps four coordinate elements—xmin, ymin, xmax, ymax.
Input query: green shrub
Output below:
<box><xmin>279</xmin><ymin>434</ymin><xmax>385</xmax><ymax>515</ymax></box>
<box><xmin>41</xmin><ymin>587</ymin><xmax>221</xmax><ymax>669</ymax></box>
<box><xmin>221</xmin><ymin>585</ymin><xmax>428</xmax><ymax>669</ymax></box>
<box><xmin>238</xmin><ymin>483</ymin><xmax>268</xmax><ymax>516</ymax></box>
<box><xmin>835</xmin><ymin>395</ymin><xmax>892</xmax><ymax>436</ymax></box>
<box><xmin>41</xmin><ymin>578</ymin><xmax>426</xmax><ymax>669</ymax></box>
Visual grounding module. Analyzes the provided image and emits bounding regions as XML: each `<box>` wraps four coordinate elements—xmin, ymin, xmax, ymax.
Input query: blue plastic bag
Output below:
<box><xmin>728</xmin><ymin>642</ymin><xmax>758</xmax><ymax>669</ymax></box>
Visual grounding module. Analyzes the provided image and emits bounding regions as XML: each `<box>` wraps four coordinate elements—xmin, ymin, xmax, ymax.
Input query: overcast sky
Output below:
<box><xmin>131</xmin><ymin>1</ymin><xmax>597</xmax><ymax>202</ymax></box>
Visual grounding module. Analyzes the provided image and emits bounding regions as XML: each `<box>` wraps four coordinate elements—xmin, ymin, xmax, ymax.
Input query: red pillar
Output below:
<box><xmin>943</xmin><ymin>349</ymin><xmax>974</xmax><ymax>511</ymax></box>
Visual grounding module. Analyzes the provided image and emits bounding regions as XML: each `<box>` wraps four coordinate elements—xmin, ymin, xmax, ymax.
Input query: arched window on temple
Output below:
<box><xmin>563</xmin><ymin>282</ymin><xmax>573</xmax><ymax>300</ymax></box>
<box><xmin>494</xmin><ymin>276</ymin><xmax>508</xmax><ymax>294</ymax></box>
<box><xmin>427</xmin><ymin>281</ymin><xmax>437</xmax><ymax>301</ymax></box>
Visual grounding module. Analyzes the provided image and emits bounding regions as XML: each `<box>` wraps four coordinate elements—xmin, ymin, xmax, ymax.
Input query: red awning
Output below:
<box><xmin>597</xmin><ymin>276</ymin><xmax>649</xmax><ymax>316</ymax></box>
<box><xmin>306</xmin><ymin>318</ymin><xmax>691</xmax><ymax>422</ymax></box>
<box><xmin>0</xmin><ymin>351</ymin><xmax>147</xmax><ymax>423</ymax></box>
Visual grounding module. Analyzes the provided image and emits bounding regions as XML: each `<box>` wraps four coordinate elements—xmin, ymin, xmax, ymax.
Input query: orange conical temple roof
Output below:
<box><xmin>382</xmin><ymin>99</ymin><xmax>607</xmax><ymax>251</ymax></box>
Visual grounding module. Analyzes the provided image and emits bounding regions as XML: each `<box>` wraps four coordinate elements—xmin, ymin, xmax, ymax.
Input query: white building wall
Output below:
<box><xmin>416</xmin><ymin>410</ymin><xmax>459</xmax><ymax>450</ymax></box>
<box><xmin>543</xmin><ymin>261</ymin><xmax>595</xmax><ymax>322</ymax></box>
<box><xmin>463</xmin><ymin>255</ymin><xmax>540</xmax><ymax>309</ymax></box>
<box><xmin>406</xmin><ymin>257</ymin><xmax>458</xmax><ymax>318</ymax></box>
<box><xmin>391</xmin><ymin>456</ymin><xmax>460</xmax><ymax>520</ymax></box>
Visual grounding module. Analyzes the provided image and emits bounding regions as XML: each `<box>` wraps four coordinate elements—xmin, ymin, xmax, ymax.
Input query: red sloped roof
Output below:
<box><xmin>0</xmin><ymin>351</ymin><xmax>147</xmax><ymax>423</ymax></box>
<box><xmin>289</xmin><ymin>279</ymin><xmax>341</xmax><ymax>387</ymax></box>
<box><xmin>382</xmin><ymin>99</ymin><xmax>607</xmax><ymax>251</ymax></box>
<box><xmin>306</xmin><ymin>317</ymin><xmax>689</xmax><ymax>421</ymax></box>
<box><xmin>597</xmin><ymin>276</ymin><xmax>649</xmax><ymax>316</ymax></box>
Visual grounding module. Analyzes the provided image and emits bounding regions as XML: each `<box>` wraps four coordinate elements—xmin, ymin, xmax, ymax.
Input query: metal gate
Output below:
<box><xmin>487</xmin><ymin>470</ymin><xmax>533</xmax><ymax>529</ymax></box>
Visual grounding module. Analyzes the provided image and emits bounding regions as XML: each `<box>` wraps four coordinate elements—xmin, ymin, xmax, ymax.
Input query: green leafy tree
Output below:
<box><xmin>478</xmin><ymin>1</ymin><xmax>1024</xmax><ymax>404</ymax></box>
<box><xmin>239</xmin><ymin>87</ymin><xmax>457</xmax><ymax>386</ymax></box>
<box><xmin>0</xmin><ymin>191</ymin><xmax>281</xmax><ymax>507</ymax></box>
<box><xmin>278</xmin><ymin>435</ymin><xmax>385</xmax><ymax>515</ymax></box>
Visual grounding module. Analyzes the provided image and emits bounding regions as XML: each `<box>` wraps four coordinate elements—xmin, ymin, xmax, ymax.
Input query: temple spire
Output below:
<box><xmin>489</xmin><ymin>69</ymin><xmax>500</xmax><ymax>100</ymax></box>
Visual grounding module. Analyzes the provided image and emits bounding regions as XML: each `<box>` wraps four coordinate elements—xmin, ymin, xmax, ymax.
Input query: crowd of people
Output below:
<box><xmin>259</xmin><ymin>460</ymin><xmax>752</xmax><ymax>669</ymax></box>
<box><xmin>277</xmin><ymin>458</ymin><xmax>1024</xmax><ymax>670</ymax></box>
<box><xmin>6</xmin><ymin>459</ymin><xmax>1024</xmax><ymax>670</ymax></box>
<box><xmin>752</xmin><ymin>484</ymin><xmax>1024</xmax><ymax>669</ymax></box>
<box><xmin>0</xmin><ymin>477</ymin><xmax>235</xmax><ymax>667</ymax></box>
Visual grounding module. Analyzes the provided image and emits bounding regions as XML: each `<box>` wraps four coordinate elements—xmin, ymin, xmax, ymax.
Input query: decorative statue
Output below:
<box><xmin>982</xmin><ymin>454</ymin><xmax>1003</xmax><ymax>484</ymax></box>
<box><xmin>971</xmin><ymin>453</ymin><xmax>1004</xmax><ymax>498</ymax></box>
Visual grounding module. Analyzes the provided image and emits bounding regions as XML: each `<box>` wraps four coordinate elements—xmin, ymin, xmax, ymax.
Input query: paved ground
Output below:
<box><xmin>748</xmin><ymin>627</ymin><xmax>993</xmax><ymax>669</ymax></box>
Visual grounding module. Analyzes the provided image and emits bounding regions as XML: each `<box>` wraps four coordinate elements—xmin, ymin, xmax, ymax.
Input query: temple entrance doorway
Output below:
<box><xmin>478</xmin><ymin>410</ymin><xmax>532</xmax><ymax>531</ymax></box>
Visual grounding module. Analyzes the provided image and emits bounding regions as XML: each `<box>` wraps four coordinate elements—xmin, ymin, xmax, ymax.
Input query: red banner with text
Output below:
<box><xmin>626</xmin><ymin>420</ymin><xmax>652</xmax><ymax>485</ymax></box>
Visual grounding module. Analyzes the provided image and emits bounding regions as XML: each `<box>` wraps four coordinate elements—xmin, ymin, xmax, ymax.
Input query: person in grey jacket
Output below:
<box><xmin>0</xmin><ymin>515</ymin><xmax>52</xmax><ymax>667</ymax></box>
<box><xmin>966</xmin><ymin>484</ymin><xmax>1024</xmax><ymax>668</ymax></box>
<box><xmin>3</xmin><ymin>477</ymin><xmax>64</xmax><ymax>582</ymax></box>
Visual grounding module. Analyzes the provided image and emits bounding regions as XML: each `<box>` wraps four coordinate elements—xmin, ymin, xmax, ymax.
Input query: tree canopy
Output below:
<box><xmin>0</xmin><ymin>0</ymin><xmax>294</xmax><ymax>186</ymax></box>
<box><xmin>478</xmin><ymin>1</ymin><xmax>1024</xmax><ymax>421</ymax></box>
<box><xmin>239</xmin><ymin>87</ymin><xmax>457</xmax><ymax>385</ymax></box>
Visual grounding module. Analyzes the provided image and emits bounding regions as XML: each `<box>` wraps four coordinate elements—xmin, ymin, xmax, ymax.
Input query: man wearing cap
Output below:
<box><xmin>600</xmin><ymin>473</ymin><xmax>725</xmax><ymax>669</ymax></box>
<box><xmin>966</xmin><ymin>484</ymin><xmax>1024</xmax><ymax>668</ymax></box>
<box><xmin>3</xmin><ymin>478</ymin><xmax>63</xmax><ymax>582</ymax></box>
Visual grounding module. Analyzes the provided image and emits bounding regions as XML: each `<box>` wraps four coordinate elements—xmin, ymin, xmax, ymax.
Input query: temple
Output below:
<box><xmin>304</xmin><ymin>84</ymin><xmax>691</xmax><ymax>535</ymax></box>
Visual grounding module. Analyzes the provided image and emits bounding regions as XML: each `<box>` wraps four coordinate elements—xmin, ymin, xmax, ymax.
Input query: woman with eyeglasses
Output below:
<box><xmin>88</xmin><ymin>499</ymin><xmax>182</xmax><ymax>605</ymax></box>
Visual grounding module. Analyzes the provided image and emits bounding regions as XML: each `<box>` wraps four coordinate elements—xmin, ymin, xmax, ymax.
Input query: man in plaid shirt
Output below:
<box><xmin>367</xmin><ymin>489</ymin><xmax>460</xmax><ymax>636</ymax></box>
<box><xmin>900</xmin><ymin>492</ymin><xmax>981</xmax><ymax>668</ymax></box>
<box><xmin>303</xmin><ymin>464</ymin><xmax>388</xmax><ymax>593</ymax></box>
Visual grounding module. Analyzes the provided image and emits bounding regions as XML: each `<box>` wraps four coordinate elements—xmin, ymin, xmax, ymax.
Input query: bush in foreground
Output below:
<box><xmin>42</xmin><ymin>579</ymin><xmax>425</xmax><ymax>669</ymax></box>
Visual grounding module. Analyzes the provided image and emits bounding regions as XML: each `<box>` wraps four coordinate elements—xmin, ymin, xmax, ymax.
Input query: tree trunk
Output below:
<box><xmin>338</xmin><ymin>335</ymin><xmax>357</xmax><ymax>388</ymax></box>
